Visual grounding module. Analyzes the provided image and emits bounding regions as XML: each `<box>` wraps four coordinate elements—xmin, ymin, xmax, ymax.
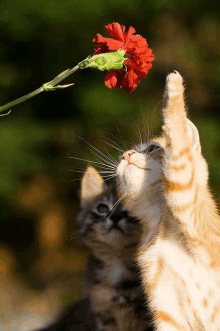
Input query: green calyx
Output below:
<box><xmin>78</xmin><ymin>49</ymin><xmax>129</xmax><ymax>71</ymax></box>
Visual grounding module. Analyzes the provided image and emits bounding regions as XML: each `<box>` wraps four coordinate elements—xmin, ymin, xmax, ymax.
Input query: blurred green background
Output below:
<box><xmin>0</xmin><ymin>0</ymin><xmax>220</xmax><ymax>328</ymax></box>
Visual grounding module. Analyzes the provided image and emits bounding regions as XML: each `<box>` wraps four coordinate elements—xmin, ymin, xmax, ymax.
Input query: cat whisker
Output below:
<box><xmin>128</xmin><ymin>115</ymin><xmax>143</xmax><ymax>149</ymax></box>
<box><xmin>101</xmin><ymin>143</ymin><xmax>119</xmax><ymax>165</ymax></box>
<box><xmin>92</xmin><ymin>170</ymin><xmax>116</xmax><ymax>174</ymax></box>
<box><xmin>102</xmin><ymin>175</ymin><xmax>117</xmax><ymax>181</ymax></box>
<box><xmin>68</xmin><ymin>167</ymin><xmax>116</xmax><ymax>175</ymax></box>
<box><xmin>128</xmin><ymin>139</ymin><xmax>138</xmax><ymax>150</ymax></box>
<box><xmin>69</xmin><ymin>174</ymin><xmax>117</xmax><ymax>183</ymax></box>
<box><xmin>144</xmin><ymin>108</ymin><xmax>152</xmax><ymax>142</ymax></box>
<box><xmin>135</xmin><ymin>123</ymin><xmax>143</xmax><ymax>150</ymax></box>
<box><xmin>68</xmin><ymin>156</ymin><xmax>116</xmax><ymax>170</ymax></box>
<box><xmin>88</xmin><ymin>147</ymin><xmax>117</xmax><ymax>168</ymax></box>
<box><xmin>117</xmin><ymin>125</ymin><xmax>132</xmax><ymax>151</ymax></box>
<box><xmin>79</xmin><ymin>136</ymin><xmax>117</xmax><ymax>167</ymax></box>
<box><xmin>93</xmin><ymin>161</ymin><xmax>117</xmax><ymax>169</ymax></box>
<box><xmin>67</xmin><ymin>170</ymin><xmax>116</xmax><ymax>175</ymax></box>
<box><xmin>101</xmin><ymin>139</ymin><xmax>124</xmax><ymax>153</ymax></box>
<box><xmin>82</xmin><ymin>145</ymin><xmax>117</xmax><ymax>168</ymax></box>
<box><xmin>91</xmin><ymin>174</ymin><xmax>117</xmax><ymax>179</ymax></box>
<box><xmin>100</xmin><ymin>196</ymin><xmax>123</xmax><ymax>222</ymax></box>
<box><xmin>101</xmin><ymin>136</ymin><xmax>124</xmax><ymax>151</ymax></box>
<box><xmin>95</xmin><ymin>167</ymin><xmax>116</xmax><ymax>172</ymax></box>
<box><xmin>101</xmin><ymin>141</ymin><xmax>124</xmax><ymax>153</ymax></box>
<box><xmin>79</xmin><ymin>136</ymin><xmax>116</xmax><ymax>163</ymax></box>
<box><xmin>105</xmin><ymin>193</ymin><xmax>127</xmax><ymax>219</ymax></box>
<box><xmin>106</xmin><ymin>131</ymin><xmax>135</xmax><ymax>151</ymax></box>
<box><xmin>140</xmin><ymin>108</ymin><xmax>150</xmax><ymax>143</ymax></box>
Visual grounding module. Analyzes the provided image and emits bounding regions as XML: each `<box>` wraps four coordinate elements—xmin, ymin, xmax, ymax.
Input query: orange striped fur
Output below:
<box><xmin>117</xmin><ymin>71</ymin><xmax>220</xmax><ymax>330</ymax></box>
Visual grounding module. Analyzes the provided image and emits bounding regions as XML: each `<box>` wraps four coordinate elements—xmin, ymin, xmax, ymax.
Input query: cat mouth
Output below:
<box><xmin>127</xmin><ymin>162</ymin><xmax>151</xmax><ymax>171</ymax></box>
<box><xmin>108</xmin><ymin>225</ymin><xmax>124</xmax><ymax>234</ymax></box>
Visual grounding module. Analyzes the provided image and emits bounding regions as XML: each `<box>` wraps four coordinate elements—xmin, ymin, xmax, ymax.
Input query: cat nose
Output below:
<box><xmin>122</xmin><ymin>150</ymin><xmax>136</xmax><ymax>161</ymax></box>
<box><xmin>110</xmin><ymin>214</ymin><xmax>121</xmax><ymax>224</ymax></box>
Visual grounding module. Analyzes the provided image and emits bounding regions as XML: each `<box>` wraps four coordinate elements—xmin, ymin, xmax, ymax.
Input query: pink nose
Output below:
<box><xmin>122</xmin><ymin>150</ymin><xmax>136</xmax><ymax>161</ymax></box>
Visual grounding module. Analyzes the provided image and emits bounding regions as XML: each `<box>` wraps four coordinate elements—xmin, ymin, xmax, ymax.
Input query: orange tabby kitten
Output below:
<box><xmin>117</xmin><ymin>71</ymin><xmax>220</xmax><ymax>330</ymax></box>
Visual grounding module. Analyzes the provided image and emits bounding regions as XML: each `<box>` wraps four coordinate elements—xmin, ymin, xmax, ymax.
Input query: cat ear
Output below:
<box><xmin>186</xmin><ymin>119</ymin><xmax>201</xmax><ymax>154</ymax></box>
<box><xmin>81</xmin><ymin>166</ymin><xmax>107</xmax><ymax>208</ymax></box>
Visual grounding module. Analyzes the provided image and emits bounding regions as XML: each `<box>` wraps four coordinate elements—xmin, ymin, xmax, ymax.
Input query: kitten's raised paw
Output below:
<box><xmin>163</xmin><ymin>71</ymin><xmax>184</xmax><ymax>105</ymax></box>
<box><xmin>165</xmin><ymin>71</ymin><xmax>183</xmax><ymax>94</ymax></box>
<box><xmin>166</xmin><ymin>70</ymin><xmax>183</xmax><ymax>84</ymax></box>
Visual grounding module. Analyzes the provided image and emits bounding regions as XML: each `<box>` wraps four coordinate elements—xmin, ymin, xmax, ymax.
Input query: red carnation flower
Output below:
<box><xmin>93</xmin><ymin>23</ymin><xmax>155</xmax><ymax>93</ymax></box>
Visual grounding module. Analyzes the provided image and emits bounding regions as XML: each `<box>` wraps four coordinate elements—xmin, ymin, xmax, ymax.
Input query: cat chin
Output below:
<box><xmin>101</xmin><ymin>231</ymin><xmax>132</xmax><ymax>249</ymax></box>
<box><xmin>117</xmin><ymin>161</ymin><xmax>147</xmax><ymax>195</ymax></box>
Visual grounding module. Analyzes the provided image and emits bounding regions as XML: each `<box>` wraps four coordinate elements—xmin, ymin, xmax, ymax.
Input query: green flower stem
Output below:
<box><xmin>0</xmin><ymin>51</ymin><xmax>128</xmax><ymax>114</ymax></box>
<box><xmin>0</xmin><ymin>64</ymin><xmax>79</xmax><ymax>114</ymax></box>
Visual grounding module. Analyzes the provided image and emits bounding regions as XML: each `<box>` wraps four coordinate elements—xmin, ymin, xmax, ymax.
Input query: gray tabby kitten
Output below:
<box><xmin>77</xmin><ymin>166</ymin><xmax>153</xmax><ymax>331</ymax></box>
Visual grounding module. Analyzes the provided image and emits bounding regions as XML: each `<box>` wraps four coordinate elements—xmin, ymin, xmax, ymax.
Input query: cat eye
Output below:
<box><xmin>96</xmin><ymin>203</ymin><xmax>109</xmax><ymax>214</ymax></box>
<box><xmin>128</xmin><ymin>217</ymin><xmax>138</xmax><ymax>223</ymax></box>
<box><xmin>142</xmin><ymin>144</ymin><xmax>160</xmax><ymax>154</ymax></box>
<box><xmin>123</xmin><ymin>210</ymin><xmax>129</xmax><ymax>218</ymax></box>
<box><xmin>122</xmin><ymin>210</ymin><xmax>138</xmax><ymax>223</ymax></box>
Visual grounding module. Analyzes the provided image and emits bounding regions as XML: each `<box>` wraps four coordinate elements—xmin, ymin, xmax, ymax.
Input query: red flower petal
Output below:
<box><xmin>125</xmin><ymin>26</ymin><xmax>136</xmax><ymax>41</ymax></box>
<box><xmin>105</xmin><ymin>71</ymin><xmax>118</xmax><ymax>89</ymax></box>
<box><xmin>93</xmin><ymin>34</ymin><xmax>124</xmax><ymax>52</ymax></box>
<box><xmin>121</xmin><ymin>69</ymin><xmax>139</xmax><ymax>93</ymax></box>
<box><xmin>105</xmin><ymin>23</ymin><xmax>126</xmax><ymax>42</ymax></box>
<box><xmin>93</xmin><ymin>22</ymin><xmax>155</xmax><ymax>92</ymax></box>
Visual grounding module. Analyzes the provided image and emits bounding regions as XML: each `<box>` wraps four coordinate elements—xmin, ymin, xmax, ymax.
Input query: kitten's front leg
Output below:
<box><xmin>161</xmin><ymin>71</ymin><xmax>198</xmax><ymax>235</ymax></box>
<box><xmin>162</xmin><ymin>71</ymin><xmax>190</xmax><ymax>153</ymax></box>
<box><xmin>139</xmin><ymin>243</ymin><xmax>191</xmax><ymax>331</ymax></box>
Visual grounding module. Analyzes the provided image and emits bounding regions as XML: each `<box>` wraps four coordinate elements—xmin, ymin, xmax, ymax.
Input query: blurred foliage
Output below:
<box><xmin>0</xmin><ymin>0</ymin><xmax>220</xmax><ymax>318</ymax></box>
